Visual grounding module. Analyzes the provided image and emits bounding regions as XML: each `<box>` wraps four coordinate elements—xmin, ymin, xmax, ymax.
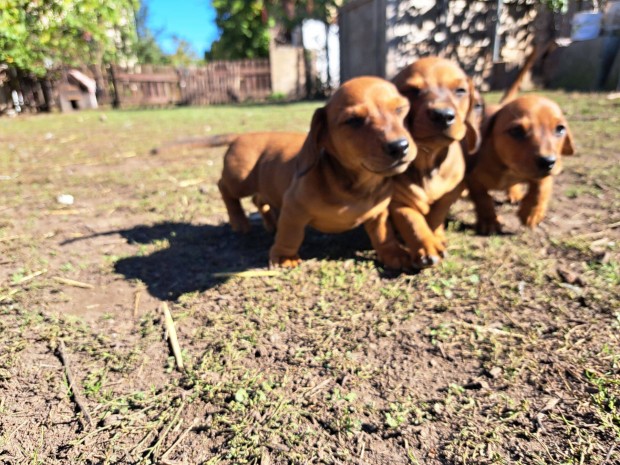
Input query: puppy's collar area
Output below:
<box><xmin>317</xmin><ymin>148</ymin><xmax>390</xmax><ymax>193</ymax></box>
<box><xmin>413</xmin><ymin>145</ymin><xmax>449</xmax><ymax>176</ymax></box>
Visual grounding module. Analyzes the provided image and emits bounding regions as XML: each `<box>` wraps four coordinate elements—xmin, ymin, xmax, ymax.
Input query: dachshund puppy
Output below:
<box><xmin>389</xmin><ymin>57</ymin><xmax>480</xmax><ymax>267</ymax></box>
<box><xmin>218</xmin><ymin>76</ymin><xmax>417</xmax><ymax>268</ymax></box>
<box><xmin>466</xmin><ymin>95</ymin><xmax>575</xmax><ymax>234</ymax></box>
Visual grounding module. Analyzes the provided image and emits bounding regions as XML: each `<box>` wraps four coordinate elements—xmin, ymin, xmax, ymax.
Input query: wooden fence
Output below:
<box><xmin>110</xmin><ymin>59</ymin><xmax>271</xmax><ymax>108</ymax></box>
<box><xmin>0</xmin><ymin>59</ymin><xmax>273</xmax><ymax>114</ymax></box>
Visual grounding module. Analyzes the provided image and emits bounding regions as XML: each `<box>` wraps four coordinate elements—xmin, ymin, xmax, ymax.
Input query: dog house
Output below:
<box><xmin>58</xmin><ymin>70</ymin><xmax>98</xmax><ymax>112</ymax></box>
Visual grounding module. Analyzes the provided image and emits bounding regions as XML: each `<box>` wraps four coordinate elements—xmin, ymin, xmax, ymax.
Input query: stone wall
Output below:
<box><xmin>340</xmin><ymin>0</ymin><xmax>545</xmax><ymax>88</ymax></box>
<box><xmin>385</xmin><ymin>0</ymin><xmax>539</xmax><ymax>86</ymax></box>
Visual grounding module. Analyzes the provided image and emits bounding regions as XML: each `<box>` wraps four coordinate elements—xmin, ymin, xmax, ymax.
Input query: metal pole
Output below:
<box><xmin>493</xmin><ymin>0</ymin><xmax>504</xmax><ymax>63</ymax></box>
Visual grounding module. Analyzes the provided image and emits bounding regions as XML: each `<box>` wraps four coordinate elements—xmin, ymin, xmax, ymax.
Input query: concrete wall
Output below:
<box><xmin>544</xmin><ymin>36</ymin><xmax>620</xmax><ymax>90</ymax></box>
<box><xmin>605</xmin><ymin>46</ymin><xmax>620</xmax><ymax>90</ymax></box>
<box><xmin>270</xmin><ymin>43</ymin><xmax>306</xmax><ymax>99</ymax></box>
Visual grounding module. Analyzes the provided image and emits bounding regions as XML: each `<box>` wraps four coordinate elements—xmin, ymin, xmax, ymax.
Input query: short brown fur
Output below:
<box><xmin>389</xmin><ymin>57</ymin><xmax>480</xmax><ymax>267</ymax></box>
<box><xmin>218</xmin><ymin>77</ymin><xmax>417</xmax><ymax>268</ymax></box>
<box><xmin>466</xmin><ymin>95</ymin><xmax>575</xmax><ymax>234</ymax></box>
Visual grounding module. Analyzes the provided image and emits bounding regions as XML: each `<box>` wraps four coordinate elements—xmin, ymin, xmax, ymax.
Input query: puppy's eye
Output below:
<box><xmin>344</xmin><ymin>116</ymin><xmax>366</xmax><ymax>128</ymax></box>
<box><xmin>474</xmin><ymin>102</ymin><xmax>483</xmax><ymax>111</ymax></box>
<box><xmin>395</xmin><ymin>106</ymin><xmax>408</xmax><ymax>116</ymax></box>
<box><xmin>455</xmin><ymin>87</ymin><xmax>468</xmax><ymax>97</ymax></box>
<box><xmin>508</xmin><ymin>125</ymin><xmax>528</xmax><ymax>140</ymax></box>
<box><xmin>555</xmin><ymin>124</ymin><xmax>567</xmax><ymax>136</ymax></box>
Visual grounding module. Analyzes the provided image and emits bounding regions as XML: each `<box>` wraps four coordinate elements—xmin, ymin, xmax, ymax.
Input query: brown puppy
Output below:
<box><xmin>466</xmin><ymin>95</ymin><xmax>575</xmax><ymax>234</ymax></box>
<box><xmin>389</xmin><ymin>57</ymin><xmax>480</xmax><ymax>267</ymax></box>
<box><xmin>217</xmin><ymin>132</ymin><xmax>306</xmax><ymax>234</ymax></box>
<box><xmin>218</xmin><ymin>76</ymin><xmax>417</xmax><ymax>268</ymax></box>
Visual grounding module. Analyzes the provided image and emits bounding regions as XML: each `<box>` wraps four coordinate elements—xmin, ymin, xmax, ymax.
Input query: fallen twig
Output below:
<box><xmin>56</xmin><ymin>340</ymin><xmax>93</xmax><ymax>429</ymax></box>
<box><xmin>53</xmin><ymin>276</ymin><xmax>95</xmax><ymax>289</ymax></box>
<box><xmin>0</xmin><ymin>234</ymin><xmax>24</xmax><ymax>243</ymax></box>
<box><xmin>160</xmin><ymin>417</ymin><xmax>197</xmax><ymax>462</ymax></box>
<box><xmin>133</xmin><ymin>291</ymin><xmax>142</xmax><ymax>318</ymax></box>
<box><xmin>10</xmin><ymin>269</ymin><xmax>47</xmax><ymax>286</ymax></box>
<box><xmin>574</xmin><ymin>220</ymin><xmax>620</xmax><ymax>239</ymax></box>
<box><xmin>602</xmin><ymin>444</ymin><xmax>616</xmax><ymax>465</ymax></box>
<box><xmin>149</xmin><ymin>401</ymin><xmax>185</xmax><ymax>459</ymax></box>
<box><xmin>0</xmin><ymin>288</ymin><xmax>20</xmax><ymax>302</ymax></box>
<box><xmin>460</xmin><ymin>322</ymin><xmax>527</xmax><ymax>340</ymax></box>
<box><xmin>212</xmin><ymin>269</ymin><xmax>280</xmax><ymax>279</ymax></box>
<box><xmin>162</xmin><ymin>303</ymin><xmax>184</xmax><ymax>371</ymax></box>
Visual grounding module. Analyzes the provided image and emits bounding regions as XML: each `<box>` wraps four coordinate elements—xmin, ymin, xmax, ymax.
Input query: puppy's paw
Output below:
<box><xmin>269</xmin><ymin>250</ymin><xmax>302</xmax><ymax>269</ymax></box>
<box><xmin>518</xmin><ymin>206</ymin><xmax>544</xmax><ymax>229</ymax></box>
<box><xmin>434</xmin><ymin>228</ymin><xmax>447</xmax><ymax>246</ymax></box>
<box><xmin>476</xmin><ymin>216</ymin><xmax>503</xmax><ymax>236</ymax></box>
<box><xmin>507</xmin><ymin>184</ymin><xmax>526</xmax><ymax>204</ymax></box>
<box><xmin>376</xmin><ymin>242</ymin><xmax>411</xmax><ymax>270</ymax></box>
<box><xmin>411</xmin><ymin>236</ymin><xmax>446</xmax><ymax>269</ymax></box>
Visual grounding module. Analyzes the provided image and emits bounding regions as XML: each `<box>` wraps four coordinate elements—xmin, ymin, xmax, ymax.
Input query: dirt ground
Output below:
<box><xmin>0</xmin><ymin>93</ymin><xmax>618</xmax><ymax>465</ymax></box>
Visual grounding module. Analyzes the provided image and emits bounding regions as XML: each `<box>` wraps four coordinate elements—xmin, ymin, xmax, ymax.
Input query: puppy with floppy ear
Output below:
<box><xmin>466</xmin><ymin>95</ymin><xmax>575</xmax><ymax>234</ymax></box>
<box><xmin>218</xmin><ymin>76</ymin><xmax>417</xmax><ymax>268</ymax></box>
<box><xmin>389</xmin><ymin>57</ymin><xmax>481</xmax><ymax>268</ymax></box>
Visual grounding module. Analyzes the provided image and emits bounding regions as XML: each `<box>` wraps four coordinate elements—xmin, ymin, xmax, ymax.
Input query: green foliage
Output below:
<box><xmin>208</xmin><ymin>0</ymin><xmax>344</xmax><ymax>60</ymax></box>
<box><xmin>167</xmin><ymin>37</ymin><xmax>200</xmax><ymax>67</ymax></box>
<box><xmin>209</xmin><ymin>0</ymin><xmax>273</xmax><ymax>60</ymax></box>
<box><xmin>540</xmin><ymin>0</ymin><xmax>570</xmax><ymax>12</ymax></box>
<box><xmin>0</xmin><ymin>0</ymin><xmax>139</xmax><ymax>76</ymax></box>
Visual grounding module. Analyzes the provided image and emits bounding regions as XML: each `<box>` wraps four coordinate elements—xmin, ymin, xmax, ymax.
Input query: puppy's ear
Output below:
<box><xmin>297</xmin><ymin>106</ymin><xmax>327</xmax><ymax>176</ymax></box>
<box><xmin>464</xmin><ymin>78</ymin><xmax>482</xmax><ymax>154</ymax></box>
<box><xmin>561</xmin><ymin>124</ymin><xmax>575</xmax><ymax>155</ymax></box>
<box><xmin>481</xmin><ymin>109</ymin><xmax>498</xmax><ymax>141</ymax></box>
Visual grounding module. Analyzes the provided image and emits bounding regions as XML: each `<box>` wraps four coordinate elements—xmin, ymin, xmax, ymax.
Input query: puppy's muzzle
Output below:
<box><xmin>428</xmin><ymin>107</ymin><xmax>456</xmax><ymax>129</ymax></box>
<box><xmin>536</xmin><ymin>155</ymin><xmax>557</xmax><ymax>173</ymax></box>
<box><xmin>384</xmin><ymin>138</ymin><xmax>410</xmax><ymax>159</ymax></box>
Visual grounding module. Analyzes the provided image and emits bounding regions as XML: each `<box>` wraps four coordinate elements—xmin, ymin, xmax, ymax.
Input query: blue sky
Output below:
<box><xmin>147</xmin><ymin>0</ymin><xmax>220</xmax><ymax>57</ymax></box>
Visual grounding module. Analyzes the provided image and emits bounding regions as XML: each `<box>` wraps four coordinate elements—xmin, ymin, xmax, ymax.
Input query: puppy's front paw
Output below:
<box><xmin>434</xmin><ymin>227</ymin><xmax>447</xmax><ymax>247</ymax></box>
<box><xmin>269</xmin><ymin>249</ymin><xmax>302</xmax><ymax>269</ymax></box>
<box><xmin>507</xmin><ymin>184</ymin><xmax>525</xmax><ymax>204</ymax></box>
<box><xmin>518</xmin><ymin>206</ymin><xmax>545</xmax><ymax>229</ymax></box>
<box><xmin>476</xmin><ymin>216</ymin><xmax>503</xmax><ymax>236</ymax></box>
<box><xmin>411</xmin><ymin>235</ymin><xmax>446</xmax><ymax>269</ymax></box>
<box><xmin>376</xmin><ymin>242</ymin><xmax>411</xmax><ymax>270</ymax></box>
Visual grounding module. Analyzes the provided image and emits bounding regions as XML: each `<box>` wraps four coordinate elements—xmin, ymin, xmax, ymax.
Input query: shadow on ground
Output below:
<box><xmin>109</xmin><ymin>218</ymin><xmax>373</xmax><ymax>300</ymax></box>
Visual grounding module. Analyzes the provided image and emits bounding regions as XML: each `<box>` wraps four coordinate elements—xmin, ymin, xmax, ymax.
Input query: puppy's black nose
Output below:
<box><xmin>536</xmin><ymin>155</ymin><xmax>556</xmax><ymax>172</ymax></box>
<box><xmin>428</xmin><ymin>107</ymin><xmax>456</xmax><ymax>128</ymax></box>
<box><xmin>384</xmin><ymin>138</ymin><xmax>409</xmax><ymax>159</ymax></box>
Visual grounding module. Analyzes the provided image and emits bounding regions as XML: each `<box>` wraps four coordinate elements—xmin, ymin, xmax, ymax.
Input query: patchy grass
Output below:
<box><xmin>0</xmin><ymin>94</ymin><xmax>619</xmax><ymax>464</ymax></box>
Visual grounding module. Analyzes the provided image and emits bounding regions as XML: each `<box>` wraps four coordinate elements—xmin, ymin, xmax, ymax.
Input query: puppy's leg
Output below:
<box><xmin>507</xmin><ymin>183</ymin><xmax>526</xmax><ymax>204</ymax></box>
<box><xmin>426</xmin><ymin>182</ymin><xmax>467</xmax><ymax>246</ymax></box>
<box><xmin>218</xmin><ymin>179</ymin><xmax>251</xmax><ymax>233</ymax></box>
<box><xmin>518</xmin><ymin>176</ymin><xmax>553</xmax><ymax>228</ymax></box>
<box><xmin>364</xmin><ymin>209</ymin><xmax>410</xmax><ymax>270</ymax></box>
<box><xmin>468</xmin><ymin>179</ymin><xmax>502</xmax><ymax>235</ymax></box>
<box><xmin>252</xmin><ymin>194</ymin><xmax>278</xmax><ymax>233</ymax></box>
<box><xmin>269</xmin><ymin>196</ymin><xmax>310</xmax><ymax>268</ymax></box>
<box><xmin>390</xmin><ymin>204</ymin><xmax>446</xmax><ymax>268</ymax></box>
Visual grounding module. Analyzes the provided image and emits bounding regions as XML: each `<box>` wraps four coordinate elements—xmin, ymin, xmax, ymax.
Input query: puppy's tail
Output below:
<box><xmin>500</xmin><ymin>40</ymin><xmax>554</xmax><ymax>104</ymax></box>
<box><xmin>150</xmin><ymin>133</ymin><xmax>238</xmax><ymax>155</ymax></box>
